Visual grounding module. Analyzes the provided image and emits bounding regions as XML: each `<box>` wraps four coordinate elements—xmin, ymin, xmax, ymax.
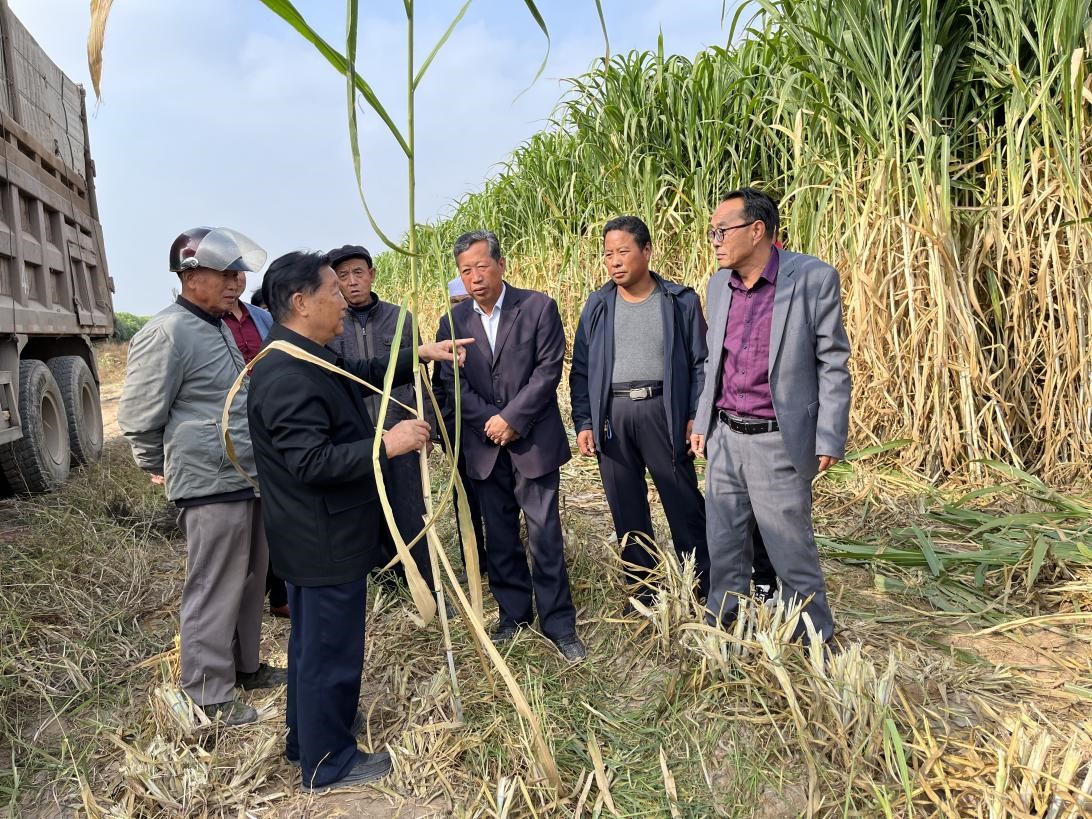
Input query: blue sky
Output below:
<box><xmin>10</xmin><ymin>1</ymin><xmax>733</xmax><ymax>314</ymax></box>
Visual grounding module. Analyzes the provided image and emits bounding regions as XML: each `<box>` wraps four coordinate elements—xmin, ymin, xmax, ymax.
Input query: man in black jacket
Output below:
<box><xmin>248</xmin><ymin>251</ymin><xmax>469</xmax><ymax>793</ymax></box>
<box><xmin>570</xmin><ymin>216</ymin><xmax>712</xmax><ymax>603</ymax></box>
<box><xmin>327</xmin><ymin>244</ymin><xmax>439</xmax><ymax>590</ymax></box>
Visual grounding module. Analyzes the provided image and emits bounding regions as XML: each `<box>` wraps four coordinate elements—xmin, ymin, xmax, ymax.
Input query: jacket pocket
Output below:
<box><xmin>807</xmin><ymin>400</ymin><xmax>820</xmax><ymax>418</ymax></box>
<box><xmin>323</xmin><ymin>488</ymin><xmax>374</xmax><ymax>563</ymax></box>
<box><xmin>171</xmin><ymin>419</ymin><xmax>226</xmax><ymax>470</ymax></box>
<box><xmin>324</xmin><ymin>486</ymin><xmax>375</xmax><ymax>515</ymax></box>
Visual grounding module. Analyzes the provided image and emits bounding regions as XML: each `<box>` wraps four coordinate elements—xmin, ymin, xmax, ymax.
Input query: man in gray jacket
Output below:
<box><xmin>119</xmin><ymin>227</ymin><xmax>285</xmax><ymax>725</ymax></box>
<box><xmin>691</xmin><ymin>190</ymin><xmax>851</xmax><ymax>643</ymax></box>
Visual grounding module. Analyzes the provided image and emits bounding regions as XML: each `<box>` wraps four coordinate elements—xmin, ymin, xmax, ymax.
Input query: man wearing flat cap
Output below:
<box><xmin>327</xmin><ymin>244</ymin><xmax>439</xmax><ymax>590</ymax></box>
<box><xmin>119</xmin><ymin>227</ymin><xmax>285</xmax><ymax>726</ymax></box>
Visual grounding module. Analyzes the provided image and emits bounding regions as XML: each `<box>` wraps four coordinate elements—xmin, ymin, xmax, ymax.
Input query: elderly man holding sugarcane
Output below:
<box><xmin>691</xmin><ymin>189</ymin><xmax>851</xmax><ymax>643</ymax></box>
<box><xmin>118</xmin><ymin>227</ymin><xmax>285</xmax><ymax>726</ymax></box>
<box><xmin>247</xmin><ymin>251</ymin><xmax>470</xmax><ymax>792</ymax></box>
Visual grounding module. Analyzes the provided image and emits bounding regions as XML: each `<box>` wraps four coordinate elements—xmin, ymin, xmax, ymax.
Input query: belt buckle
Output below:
<box><xmin>628</xmin><ymin>387</ymin><xmax>650</xmax><ymax>400</ymax></box>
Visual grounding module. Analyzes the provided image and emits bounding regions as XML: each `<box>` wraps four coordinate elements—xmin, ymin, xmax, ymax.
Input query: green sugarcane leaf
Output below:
<box><xmin>1025</xmin><ymin>536</ymin><xmax>1050</xmax><ymax>590</ymax></box>
<box><xmin>594</xmin><ymin>0</ymin><xmax>610</xmax><ymax>69</ymax></box>
<box><xmin>844</xmin><ymin>439</ymin><xmax>915</xmax><ymax>461</ymax></box>
<box><xmin>414</xmin><ymin>0</ymin><xmax>474</xmax><ymax>90</ymax></box>
<box><xmin>516</xmin><ymin>0</ymin><xmax>551</xmax><ymax>95</ymax></box>
<box><xmin>908</xmin><ymin>527</ymin><xmax>943</xmax><ymax>577</ymax></box>
<box><xmin>874</xmin><ymin>574</ymin><xmax>909</xmax><ymax>593</ymax></box>
<box><xmin>343</xmin><ymin>0</ymin><xmax>410</xmax><ymax>254</ymax></box>
<box><xmin>953</xmin><ymin>484</ymin><xmax>1010</xmax><ymax>504</ymax></box>
<box><xmin>974</xmin><ymin>563</ymin><xmax>987</xmax><ymax>588</ymax></box>
<box><xmin>883</xmin><ymin>718</ymin><xmax>914</xmax><ymax>813</ymax></box>
<box><xmin>259</xmin><ymin>0</ymin><xmax>410</xmax><ymax>158</ymax></box>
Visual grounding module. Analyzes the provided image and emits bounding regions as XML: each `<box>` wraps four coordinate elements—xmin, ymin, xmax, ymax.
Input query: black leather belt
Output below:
<box><xmin>718</xmin><ymin>409</ymin><xmax>778</xmax><ymax>434</ymax></box>
<box><xmin>611</xmin><ymin>385</ymin><xmax>663</xmax><ymax>400</ymax></box>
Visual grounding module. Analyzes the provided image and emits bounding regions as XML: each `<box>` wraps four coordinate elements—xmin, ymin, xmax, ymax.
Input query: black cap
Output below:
<box><xmin>328</xmin><ymin>244</ymin><xmax>373</xmax><ymax>269</ymax></box>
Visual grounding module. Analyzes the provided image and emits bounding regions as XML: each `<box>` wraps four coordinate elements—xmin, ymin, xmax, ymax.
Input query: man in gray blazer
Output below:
<box><xmin>690</xmin><ymin>189</ymin><xmax>850</xmax><ymax>642</ymax></box>
<box><xmin>436</xmin><ymin>230</ymin><xmax>586</xmax><ymax>662</ymax></box>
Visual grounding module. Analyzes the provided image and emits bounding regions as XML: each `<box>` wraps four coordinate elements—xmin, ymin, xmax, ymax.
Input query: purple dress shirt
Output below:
<box><xmin>715</xmin><ymin>248</ymin><xmax>779</xmax><ymax>420</ymax></box>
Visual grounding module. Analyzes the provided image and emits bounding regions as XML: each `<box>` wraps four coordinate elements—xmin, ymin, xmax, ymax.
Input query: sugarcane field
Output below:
<box><xmin>2</xmin><ymin>1</ymin><xmax>1091</xmax><ymax>817</ymax></box>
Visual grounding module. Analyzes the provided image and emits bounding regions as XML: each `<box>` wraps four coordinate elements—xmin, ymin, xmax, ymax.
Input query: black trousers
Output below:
<box><xmin>598</xmin><ymin>396</ymin><xmax>711</xmax><ymax>598</ymax></box>
<box><xmin>379</xmin><ymin>451</ymin><xmax>434</xmax><ymax>590</ymax></box>
<box><xmin>454</xmin><ymin>452</ymin><xmax>487</xmax><ymax>573</ymax></box>
<box><xmin>285</xmin><ymin>578</ymin><xmax>366</xmax><ymax>788</ymax></box>
<box><xmin>473</xmin><ymin>450</ymin><xmax>577</xmax><ymax>640</ymax></box>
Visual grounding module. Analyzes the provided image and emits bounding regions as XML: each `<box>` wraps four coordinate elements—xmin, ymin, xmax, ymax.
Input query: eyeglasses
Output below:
<box><xmin>706</xmin><ymin>222</ymin><xmax>756</xmax><ymax>243</ymax></box>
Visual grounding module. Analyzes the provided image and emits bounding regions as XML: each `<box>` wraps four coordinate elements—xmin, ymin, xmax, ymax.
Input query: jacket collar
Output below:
<box><xmin>346</xmin><ymin>291</ymin><xmax>383</xmax><ymax>320</ymax></box>
<box><xmin>176</xmin><ymin>295</ymin><xmax>221</xmax><ymax>326</ymax></box>
<box><xmin>265</xmin><ymin>322</ymin><xmax>340</xmax><ymax>365</ymax></box>
<box><xmin>589</xmin><ymin>270</ymin><xmax>689</xmax><ymax>306</ymax></box>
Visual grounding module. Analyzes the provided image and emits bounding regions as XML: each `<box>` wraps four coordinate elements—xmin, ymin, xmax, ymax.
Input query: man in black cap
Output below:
<box><xmin>327</xmin><ymin>244</ymin><xmax>439</xmax><ymax>591</ymax></box>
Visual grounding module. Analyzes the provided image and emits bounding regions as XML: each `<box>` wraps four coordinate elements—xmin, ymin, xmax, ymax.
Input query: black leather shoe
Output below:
<box><xmin>490</xmin><ymin>622</ymin><xmax>524</xmax><ymax>643</ymax></box>
<box><xmin>300</xmin><ymin>750</ymin><xmax>392</xmax><ymax>792</ymax></box>
<box><xmin>550</xmin><ymin>634</ymin><xmax>587</xmax><ymax>663</ymax></box>
<box><xmin>236</xmin><ymin>662</ymin><xmax>287</xmax><ymax>690</ymax></box>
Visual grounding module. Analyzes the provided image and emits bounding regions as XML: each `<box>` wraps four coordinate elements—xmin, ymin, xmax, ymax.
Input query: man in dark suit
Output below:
<box><xmin>437</xmin><ymin>230</ymin><xmax>586</xmax><ymax>663</ymax></box>
<box><xmin>247</xmin><ymin>251</ymin><xmax>469</xmax><ymax>792</ymax></box>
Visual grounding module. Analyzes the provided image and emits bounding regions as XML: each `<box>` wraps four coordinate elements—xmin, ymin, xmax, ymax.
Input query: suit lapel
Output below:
<box><xmin>491</xmin><ymin>287</ymin><xmax>521</xmax><ymax>365</ymax></box>
<box><xmin>709</xmin><ymin>272</ymin><xmax>733</xmax><ymax>355</ymax></box>
<box><xmin>768</xmin><ymin>252</ymin><xmax>798</xmax><ymax>376</ymax></box>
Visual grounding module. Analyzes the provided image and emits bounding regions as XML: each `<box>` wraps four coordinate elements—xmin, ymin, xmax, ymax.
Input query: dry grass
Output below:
<box><xmin>2</xmin><ymin>422</ymin><xmax>1090</xmax><ymax>817</ymax></box>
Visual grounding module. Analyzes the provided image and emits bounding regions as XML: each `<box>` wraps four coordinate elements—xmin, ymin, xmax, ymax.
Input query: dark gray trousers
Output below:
<box><xmin>704</xmin><ymin>421</ymin><xmax>834</xmax><ymax>641</ymax></box>
<box><xmin>598</xmin><ymin>396</ymin><xmax>710</xmax><ymax>598</ymax></box>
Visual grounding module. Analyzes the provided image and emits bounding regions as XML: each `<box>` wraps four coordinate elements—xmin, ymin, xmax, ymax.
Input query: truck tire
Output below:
<box><xmin>0</xmin><ymin>360</ymin><xmax>71</xmax><ymax>492</ymax></box>
<box><xmin>47</xmin><ymin>355</ymin><xmax>104</xmax><ymax>466</ymax></box>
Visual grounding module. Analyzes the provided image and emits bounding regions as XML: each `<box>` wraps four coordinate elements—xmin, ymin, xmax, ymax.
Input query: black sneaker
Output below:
<box><xmin>236</xmin><ymin>662</ymin><xmax>287</xmax><ymax>690</ymax></box>
<box><xmin>287</xmin><ymin>709</ymin><xmax>366</xmax><ymax>767</ymax></box>
<box><xmin>550</xmin><ymin>634</ymin><xmax>587</xmax><ymax>663</ymax></box>
<box><xmin>301</xmin><ymin>750</ymin><xmax>392</xmax><ymax>792</ymax></box>
<box><xmin>201</xmin><ymin>699</ymin><xmax>257</xmax><ymax>726</ymax></box>
<box><xmin>490</xmin><ymin>622</ymin><xmax>522</xmax><ymax>644</ymax></box>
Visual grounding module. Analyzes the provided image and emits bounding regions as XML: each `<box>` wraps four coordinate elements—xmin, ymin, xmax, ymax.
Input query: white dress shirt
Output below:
<box><xmin>472</xmin><ymin>284</ymin><xmax>507</xmax><ymax>353</ymax></box>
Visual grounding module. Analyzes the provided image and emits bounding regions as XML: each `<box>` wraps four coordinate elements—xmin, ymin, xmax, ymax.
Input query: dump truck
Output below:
<box><xmin>0</xmin><ymin>1</ymin><xmax>114</xmax><ymax>493</ymax></box>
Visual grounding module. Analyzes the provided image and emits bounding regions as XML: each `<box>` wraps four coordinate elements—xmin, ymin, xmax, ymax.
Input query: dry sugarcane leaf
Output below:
<box><xmin>432</xmin><ymin>536</ymin><xmax>562</xmax><ymax>789</ymax></box>
<box><xmin>659</xmin><ymin>746</ymin><xmax>681</xmax><ymax>819</ymax></box>
<box><xmin>87</xmin><ymin>0</ymin><xmax>115</xmax><ymax>98</ymax></box>
<box><xmin>586</xmin><ymin>731</ymin><xmax>618</xmax><ymax>816</ymax></box>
